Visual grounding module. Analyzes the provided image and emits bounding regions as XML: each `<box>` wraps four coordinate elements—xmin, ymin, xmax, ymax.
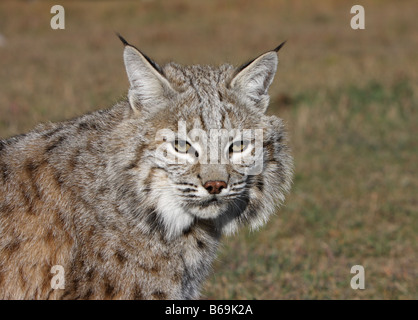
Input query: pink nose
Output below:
<box><xmin>203</xmin><ymin>181</ymin><xmax>227</xmax><ymax>195</ymax></box>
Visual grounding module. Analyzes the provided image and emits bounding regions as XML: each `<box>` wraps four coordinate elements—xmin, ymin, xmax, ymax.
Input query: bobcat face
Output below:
<box><xmin>150</xmin><ymin>104</ymin><xmax>266</xmax><ymax>221</ymax></box>
<box><xmin>120</xmin><ymin>36</ymin><xmax>292</xmax><ymax>238</ymax></box>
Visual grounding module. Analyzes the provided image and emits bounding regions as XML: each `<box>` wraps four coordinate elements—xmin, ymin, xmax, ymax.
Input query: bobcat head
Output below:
<box><xmin>115</xmin><ymin>35</ymin><xmax>293</xmax><ymax>239</ymax></box>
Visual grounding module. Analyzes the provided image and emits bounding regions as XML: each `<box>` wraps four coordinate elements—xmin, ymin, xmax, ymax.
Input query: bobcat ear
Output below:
<box><xmin>229</xmin><ymin>42</ymin><xmax>285</xmax><ymax>112</ymax></box>
<box><xmin>119</xmin><ymin>35</ymin><xmax>175</xmax><ymax>114</ymax></box>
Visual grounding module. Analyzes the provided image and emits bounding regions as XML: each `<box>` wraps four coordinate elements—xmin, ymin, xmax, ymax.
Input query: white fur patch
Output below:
<box><xmin>155</xmin><ymin>184</ymin><xmax>195</xmax><ymax>240</ymax></box>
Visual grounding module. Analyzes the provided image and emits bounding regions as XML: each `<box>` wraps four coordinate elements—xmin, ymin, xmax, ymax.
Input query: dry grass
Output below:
<box><xmin>0</xmin><ymin>0</ymin><xmax>416</xmax><ymax>299</ymax></box>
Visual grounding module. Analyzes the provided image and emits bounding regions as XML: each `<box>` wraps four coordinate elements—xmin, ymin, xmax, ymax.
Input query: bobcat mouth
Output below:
<box><xmin>198</xmin><ymin>196</ymin><xmax>221</xmax><ymax>208</ymax></box>
<box><xmin>182</xmin><ymin>193</ymin><xmax>233</xmax><ymax>219</ymax></box>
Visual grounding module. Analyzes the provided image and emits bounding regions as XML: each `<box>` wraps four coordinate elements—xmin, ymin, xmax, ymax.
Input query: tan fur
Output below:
<box><xmin>0</xmin><ymin>39</ymin><xmax>292</xmax><ymax>299</ymax></box>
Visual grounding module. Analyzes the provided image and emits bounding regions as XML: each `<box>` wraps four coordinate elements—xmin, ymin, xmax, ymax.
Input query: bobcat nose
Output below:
<box><xmin>203</xmin><ymin>181</ymin><xmax>227</xmax><ymax>195</ymax></box>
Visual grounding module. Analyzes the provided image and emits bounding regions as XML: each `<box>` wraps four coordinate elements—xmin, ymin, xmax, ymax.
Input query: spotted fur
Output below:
<box><xmin>0</xmin><ymin>38</ymin><xmax>292</xmax><ymax>299</ymax></box>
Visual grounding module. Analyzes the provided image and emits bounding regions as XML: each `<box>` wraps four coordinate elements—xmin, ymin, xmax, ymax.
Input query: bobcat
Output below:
<box><xmin>0</xmin><ymin>35</ymin><xmax>293</xmax><ymax>299</ymax></box>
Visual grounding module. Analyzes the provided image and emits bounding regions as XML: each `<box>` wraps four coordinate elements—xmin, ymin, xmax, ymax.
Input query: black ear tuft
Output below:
<box><xmin>116</xmin><ymin>33</ymin><xmax>130</xmax><ymax>46</ymax></box>
<box><xmin>117</xmin><ymin>34</ymin><xmax>163</xmax><ymax>75</ymax></box>
<box><xmin>274</xmin><ymin>41</ymin><xmax>287</xmax><ymax>53</ymax></box>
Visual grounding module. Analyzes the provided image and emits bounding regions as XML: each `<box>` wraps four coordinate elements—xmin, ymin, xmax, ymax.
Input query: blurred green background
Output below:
<box><xmin>0</xmin><ymin>0</ymin><xmax>416</xmax><ymax>299</ymax></box>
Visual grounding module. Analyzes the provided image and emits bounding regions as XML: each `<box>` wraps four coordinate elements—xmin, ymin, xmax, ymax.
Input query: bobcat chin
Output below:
<box><xmin>0</xmin><ymin>36</ymin><xmax>293</xmax><ymax>299</ymax></box>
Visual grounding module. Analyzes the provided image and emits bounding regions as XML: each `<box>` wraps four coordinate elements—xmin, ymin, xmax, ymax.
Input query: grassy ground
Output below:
<box><xmin>0</xmin><ymin>0</ymin><xmax>416</xmax><ymax>299</ymax></box>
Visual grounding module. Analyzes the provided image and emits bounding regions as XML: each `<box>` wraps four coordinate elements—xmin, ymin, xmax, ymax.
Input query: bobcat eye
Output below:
<box><xmin>229</xmin><ymin>140</ymin><xmax>249</xmax><ymax>153</ymax></box>
<box><xmin>173</xmin><ymin>139</ymin><xmax>191</xmax><ymax>153</ymax></box>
